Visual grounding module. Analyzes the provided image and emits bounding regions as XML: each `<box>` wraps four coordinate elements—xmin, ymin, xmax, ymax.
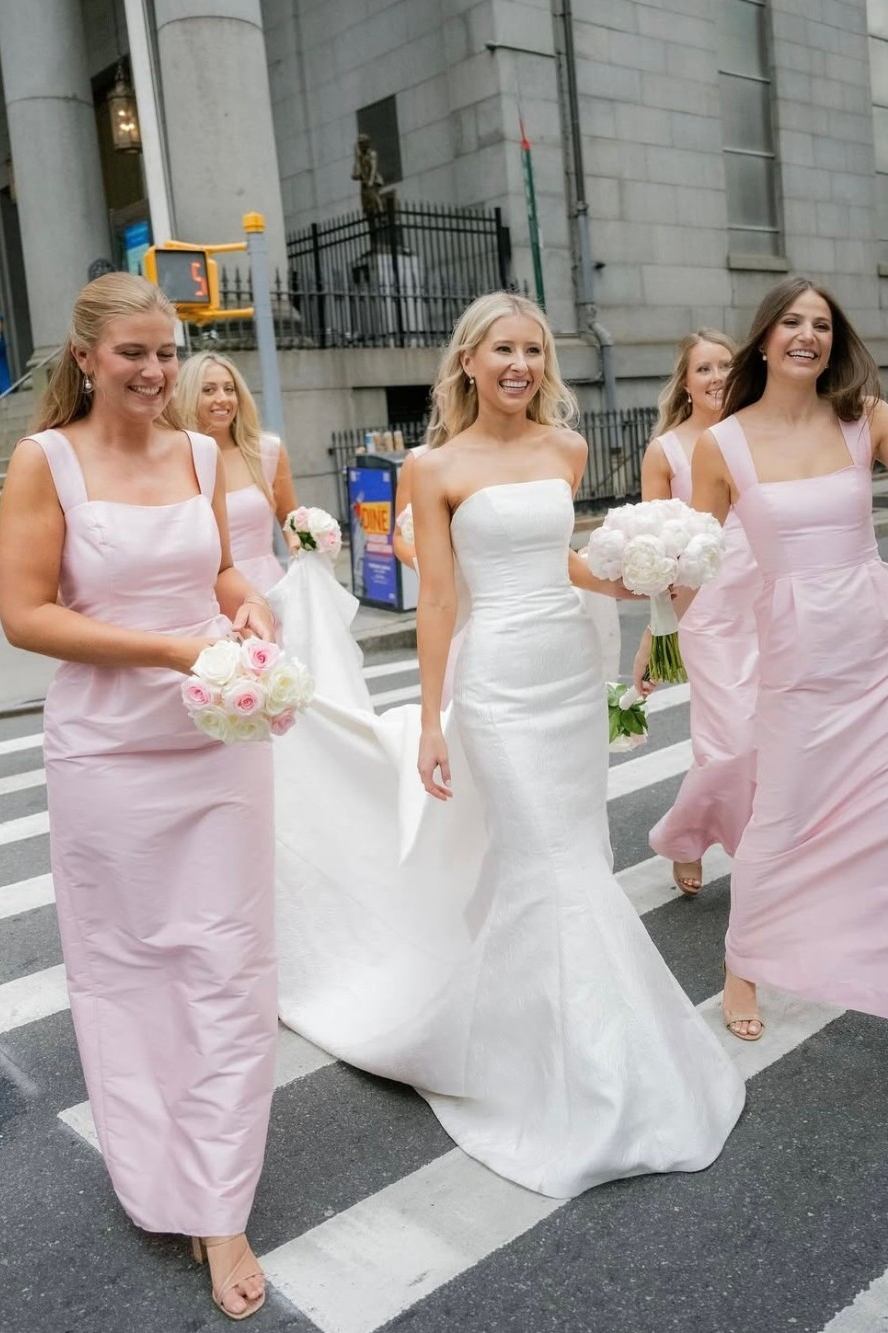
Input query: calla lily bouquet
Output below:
<box><xmin>607</xmin><ymin>681</ymin><xmax>648</xmax><ymax>753</ymax></box>
<box><xmin>587</xmin><ymin>499</ymin><xmax>724</xmax><ymax>683</ymax></box>
<box><xmin>181</xmin><ymin>637</ymin><xmax>314</xmax><ymax>744</ymax></box>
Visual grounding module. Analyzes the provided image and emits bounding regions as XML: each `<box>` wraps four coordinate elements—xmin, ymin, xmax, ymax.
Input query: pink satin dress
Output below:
<box><xmin>36</xmin><ymin>427</ymin><xmax>277</xmax><ymax>1235</ymax></box>
<box><xmin>648</xmin><ymin>431</ymin><xmax>760</xmax><ymax>861</ymax></box>
<box><xmin>713</xmin><ymin>413</ymin><xmax>888</xmax><ymax>1019</ymax></box>
<box><xmin>227</xmin><ymin>433</ymin><xmax>285</xmax><ymax>593</ymax></box>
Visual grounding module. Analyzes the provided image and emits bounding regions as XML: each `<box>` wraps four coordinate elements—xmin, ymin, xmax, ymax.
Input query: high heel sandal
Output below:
<box><xmin>673</xmin><ymin>859</ymin><xmax>703</xmax><ymax>897</ymax></box>
<box><xmin>191</xmin><ymin>1235</ymin><xmax>266</xmax><ymax>1321</ymax></box>
<box><xmin>722</xmin><ymin>962</ymin><xmax>764</xmax><ymax>1042</ymax></box>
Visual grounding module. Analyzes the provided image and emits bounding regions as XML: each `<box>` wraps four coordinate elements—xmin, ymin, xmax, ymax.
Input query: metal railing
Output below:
<box><xmin>329</xmin><ymin>406</ymin><xmax>657</xmax><ymax>526</ymax></box>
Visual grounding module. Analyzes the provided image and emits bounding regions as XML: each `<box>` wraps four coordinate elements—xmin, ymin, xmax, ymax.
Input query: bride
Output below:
<box><xmin>271</xmin><ymin>293</ymin><xmax>743</xmax><ymax>1198</ymax></box>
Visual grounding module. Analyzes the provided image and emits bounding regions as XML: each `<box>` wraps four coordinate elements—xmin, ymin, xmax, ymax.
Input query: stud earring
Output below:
<box><xmin>467</xmin><ymin>375</ymin><xmax>475</xmax><ymax>389</ymax></box>
<box><xmin>760</xmin><ymin>351</ymin><xmax>767</xmax><ymax>362</ymax></box>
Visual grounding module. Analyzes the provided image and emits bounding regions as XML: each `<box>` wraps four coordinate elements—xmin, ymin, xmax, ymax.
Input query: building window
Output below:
<box><xmin>717</xmin><ymin>0</ymin><xmax>780</xmax><ymax>256</ymax></box>
<box><xmin>356</xmin><ymin>96</ymin><xmax>402</xmax><ymax>187</ymax></box>
<box><xmin>868</xmin><ymin>0</ymin><xmax>888</xmax><ymax>263</ymax></box>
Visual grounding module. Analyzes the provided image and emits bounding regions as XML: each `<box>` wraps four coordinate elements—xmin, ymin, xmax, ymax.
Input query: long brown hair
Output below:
<box><xmin>32</xmin><ymin>273</ymin><xmax>185</xmax><ymax>432</ymax></box>
<box><xmin>425</xmin><ymin>291</ymin><xmax>578</xmax><ymax>448</ymax></box>
<box><xmin>175</xmin><ymin>351</ymin><xmax>275</xmax><ymax>506</ymax></box>
<box><xmin>721</xmin><ymin>276</ymin><xmax>881</xmax><ymax>421</ymax></box>
<box><xmin>652</xmin><ymin>329</ymin><xmax>736</xmax><ymax>438</ymax></box>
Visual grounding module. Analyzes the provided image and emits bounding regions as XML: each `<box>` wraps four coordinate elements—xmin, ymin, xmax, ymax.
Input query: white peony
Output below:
<box><xmin>191</xmin><ymin>638</ymin><xmax>242</xmax><ymax>688</ymax></box>
<box><xmin>621</xmin><ymin>534</ymin><xmax>677</xmax><ymax>596</ymax></box>
<box><xmin>397</xmin><ymin>504</ymin><xmax>415</xmax><ymax>546</ymax></box>
<box><xmin>676</xmin><ymin>533</ymin><xmax>723</xmax><ymax>588</ymax></box>
<box><xmin>659</xmin><ymin>518</ymin><xmax>692</xmax><ymax>558</ymax></box>
<box><xmin>306</xmin><ymin>507</ymin><xmax>339</xmax><ymax>540</ymax></box>
<box><xmin>686</xmin><ymin>509</ymin><xmax>723</xmax><ymax>541</ymax></box>
<box><xmin>264</xmin><ymin>658</ymin><xmax>315</xmax><ymax>716</ymax></box>
<box><xmin>587</xmin><ymin>527</ymin><xmax>627</xmax><ymax>581</ymax></box>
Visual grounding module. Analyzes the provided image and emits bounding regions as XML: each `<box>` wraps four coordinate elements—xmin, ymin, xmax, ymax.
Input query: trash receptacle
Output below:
<box><xmin>347</xmin><ymin>454</ymin><xmax>418</xmax><ymax>611</ymax></box>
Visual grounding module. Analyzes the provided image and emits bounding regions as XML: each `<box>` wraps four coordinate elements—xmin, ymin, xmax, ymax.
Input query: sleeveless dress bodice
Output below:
<box><xmin>226</xmin><ymin>432</ymin><xmax>285</xmax><ymax>593</ymax></box>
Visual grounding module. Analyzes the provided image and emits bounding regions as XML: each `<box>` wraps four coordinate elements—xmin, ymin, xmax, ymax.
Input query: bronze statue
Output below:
<box><xmin>352</xmin><ymin>134</ymin><xmax>384</xmax><ymax>215</ymax></box>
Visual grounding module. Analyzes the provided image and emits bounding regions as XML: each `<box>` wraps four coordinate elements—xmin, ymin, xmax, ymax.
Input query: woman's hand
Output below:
<box><xmin>232</xmin><ymin>597</ymin><xmax>276</xmax><ymax>642</ymax></box>
<box><xmin>168</xmin><ymin>635</ymin><xmax>219</xmax><ymax>675</ymax></box>
<box><xmin>632</xmin><ymin>627</ymin><xmax>656</xmax><ymax>697</ymax></box>
<box><xmin>418</xmin><ymin>726</ymin><xmax>452</xmax><ymax>800</ymax></box>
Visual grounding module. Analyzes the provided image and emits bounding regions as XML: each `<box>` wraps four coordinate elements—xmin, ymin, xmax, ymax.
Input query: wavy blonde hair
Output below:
<box><xmin>32</xmin><ymin>273</ymin><xmax>184</xmax><ymax>432</ymax></box>
<box><xmin>652</xmin><ymin>329</ymin><xmax>737</xmax><ymax>438</ymax></box>
<box><xmin>175</xmin><ymin>351</ymin><xmax>274</xmax><ymax>506</ymax></box>
<box><xmin>425</xmin><ymin>292</ymin><xmax>578</xmax><ymax>448</ymax></box>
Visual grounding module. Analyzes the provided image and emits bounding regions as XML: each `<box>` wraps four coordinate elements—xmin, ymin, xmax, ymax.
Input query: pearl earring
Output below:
<box><xmin>83</xmin><ymin>375</ymin><xmax>93</xmax><ymax>392</ymax></box>
<box><xmin>760</xmin><ymin>352</ymin><xmax>767</xmax><ymax>362</ymax></box>
<box><xmin>467</xmin><ymin>375</ymin><xmax>475</xmax><ymax>389</ymax></box>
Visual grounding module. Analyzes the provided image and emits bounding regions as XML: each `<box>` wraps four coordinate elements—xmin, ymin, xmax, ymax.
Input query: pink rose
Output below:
<box><xmin>286</xmin><ymin>506</ymin><xmax>311</xmax><ymax>533</ymax></box>
<box><xmin>269</xmin><ymin>708</ymin><xmax>297</xmax><ymax>736</ymax></box>
<box><xmin>222</xmin><ymin>677</ymin><xmax>266</xmax><ymax>716</ymax></box>
<box><xmin>318</xmin><ymin>529</ymin><xmax>341</xmax><ymax>556</ymax></box>
<box><xmin>240</xmin><ymin>638</ymin><xmax>281</xmax><ymax>674</ymax></box>
<box><xmin>181</xmin><ymin>679</ymin><xmax>217</xmax><ymax>712</ymax></box>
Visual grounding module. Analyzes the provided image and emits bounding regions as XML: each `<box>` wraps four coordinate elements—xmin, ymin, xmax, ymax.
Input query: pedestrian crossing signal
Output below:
<box><xmin>143</xmin><ymin>246</ymin><xmax>219</xmax><ymax>309</ymax></box>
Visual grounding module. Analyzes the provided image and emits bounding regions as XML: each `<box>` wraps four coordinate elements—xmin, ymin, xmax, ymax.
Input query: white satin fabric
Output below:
<box><xmin>270</xmin><ymin>482</ymin><xmax>743</xmax><ymax>1198</ymax></box>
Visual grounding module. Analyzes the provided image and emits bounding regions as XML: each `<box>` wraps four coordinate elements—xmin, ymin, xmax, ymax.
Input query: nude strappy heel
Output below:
<box><xmin>722</xmin><ymin>962</ymin><xmax>765</xmax><ymax>1042</ymax></box>
<box><xmin>673</xmin><ymin>859</ymin><xmax>703</xmax><ymax>896</ymax></box>
<box><xmin>191</xmin><ymin>1235</ymin><xmax>266</xmax><ymax>1321</ymax></box>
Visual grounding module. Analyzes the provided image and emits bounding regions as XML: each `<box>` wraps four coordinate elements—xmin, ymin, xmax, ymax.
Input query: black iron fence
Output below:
<box><xmin>183</xmin><ymin>201</ymin><xmax>514</xmax><ymax>352</ymax></box>
<box><xmin>328</xmin><ymin>406</ymin><xmax>658</xmax><ymax>527</ymax></box>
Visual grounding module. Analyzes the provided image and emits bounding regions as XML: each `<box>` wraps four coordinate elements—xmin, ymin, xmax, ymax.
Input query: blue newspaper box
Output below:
<box><xmin>347</xmin><ymin>455</ymin><xmax>419</xmax><ymax>611</ymax></box>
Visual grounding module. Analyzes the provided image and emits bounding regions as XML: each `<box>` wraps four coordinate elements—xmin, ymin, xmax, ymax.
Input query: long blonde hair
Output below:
<box><xmin>175</xmin><ymin>351</ymin><xmax>274</xmax><ymax>506</ymax></box>
<box><xmin>32</xmin><ymin>273</ymin><xmax>185</xmax><ymax>432</ymax></box>
<box><xmin>652</xmin><ymin>329</ymin><xmax>737</xmax><ymax>438</ymax></box>
<box><xmin>425</xmin><ymin>292</ymin><xmax>578</xmax><ymax>448</ymax></box>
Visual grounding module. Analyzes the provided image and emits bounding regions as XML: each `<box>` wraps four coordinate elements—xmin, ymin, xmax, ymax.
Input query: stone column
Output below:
<box><xmin>0</xmin><ymin>0</ymin><xmax>112</xmax><ymax>356</ymax></box>
<box><xmin>153</xmin><ymin>0</ymin><xmax>288</xmax><ymax>278</ymax></box>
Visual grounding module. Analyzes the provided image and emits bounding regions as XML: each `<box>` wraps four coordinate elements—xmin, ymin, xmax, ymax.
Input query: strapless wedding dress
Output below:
<box><xmin>270</xmin><ymin>479</ymin><xmax>743</xmax><ymax>1197</ymax></box>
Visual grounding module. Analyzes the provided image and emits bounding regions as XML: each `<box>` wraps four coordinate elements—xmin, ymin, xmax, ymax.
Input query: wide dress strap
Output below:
<box><xmin>656</xmin><ymin>431</ymin><xmax>688</xmax><ymax>480</ymax></box>
<box><xmin>186</xmin><ymin>430</ymin><xmax>218</xmax><ymax>498</ymax></box>
<box><xmin>838</xmin><ymin>415</ymin><xmax>873</xmax><ymax>469</ymax></box>
<box><xmin>258</xmin><ymin>432</ymin><xmax>281</xmax><ymax>487</ymax></box>
<box><xmin>26</xmin><ymin>429</ymin><xmax>89</xmax><ymax>513</ymax></box>
<box><xmin>708</xmin><ymin>417</ymin><xmax>759</xmax><ymax>496</ymax></box>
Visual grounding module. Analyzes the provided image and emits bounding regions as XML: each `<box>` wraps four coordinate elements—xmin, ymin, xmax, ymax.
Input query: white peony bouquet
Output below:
<box><xmin>607</xmin><ymin>681</ymin><xmax>648</xmax><ymax>753</ymax></box>
<box><xmin>587</xmin><ymin>498</ymin><xmax>724</xmax><ymax>682</ymax></box>
<box><xmin>181</xmin><ymin>637</ymin><xmax>314</xmax><ymax>743</ymax></box>
<box><xmin>283</xmin><ymin>506</ymin><xmax>342</xmax><ymax>559</ymax></box>
<box><xmin>396</xmin><ymin>503</ymin><xmax>414</xmax><ymax>546</ymax></box>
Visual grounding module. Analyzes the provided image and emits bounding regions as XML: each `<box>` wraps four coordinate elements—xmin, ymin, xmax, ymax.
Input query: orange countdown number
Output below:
<box><xmin>191</xmin><ymin>260</ymin><xmax>209</xmax><ymax>300</ymax></box>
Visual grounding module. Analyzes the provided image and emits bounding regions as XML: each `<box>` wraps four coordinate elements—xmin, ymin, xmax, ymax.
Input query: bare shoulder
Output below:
<box><xmin>547</xmin><ymin>427</ymin><xmax>587</xmax><ymax>471</ymax></box>
<box><xmin>6</xmin><ymin>436</ymin><xmax>53</xmax><ymax>485</ymax></box>
<box><xmin>412</xmin><ymin>444</ymin><xmax>452</xmax><ymax>494</ymax></box>
<box><xmin>692</xmin><ymin>429</ymin><xmax>724</xmax><ymax>470</ymax></box>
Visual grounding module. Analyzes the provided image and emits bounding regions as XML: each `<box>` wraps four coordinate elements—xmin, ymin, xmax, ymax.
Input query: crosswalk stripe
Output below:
<box><xmin>363</xmin><ymin>659</ymin><xmax>418</xmax><ymax>681</ymax></box>
<box><xmin>0</xmin><ymin>731</ymin><xmax>43</xmax><ymax>757</ymax></box>
<box><xmin>260</xmin><ymin>988</ymin><xmax>844</xmax><ymax>1333</ymax></box>
<box><xmin>616</xmin><ymin>846</ymin><xmax>731</xmax><ymax>915</ymax></box>
<box><xmin>58</xmin><ymin>1025</ymin><xmax>335</xmax><ymax>1151</ymax></box>
<box><xmin>607</xmin><ymin>739</ymin><xmax>692</xmax><ymax>800</ymax></box>
<box><xmin>645</xmin><ymin>681</ymin><xmax>690</xmax><ymax>713</ymax></box>
<box><xmin>817</xmin><ymin>1267</ymin><xmax>888</xmax><ymax>1331</ymax></box>
<box><xmin>0</xmin><ymin>962</ymin><xmax>68</xmax><ymax>1034</ymax></box>
<box><xmin>0</xmin><ymin>811</ymin><xmax>49</xmax><ymax>847</ymax></box>
<box><xmin>370</xmin><ymin>683</ymin><xmax>420</xmax><ymax>707</ymax></box>
<box><xmin>0</xmin><ymin>767</ymin><xmax>45</xmax><ymax>797</ymax></box>
<box><xmin>0</xmin><ymin>873</ymin><xmax>54</xmax><ymax>920</ymax></box>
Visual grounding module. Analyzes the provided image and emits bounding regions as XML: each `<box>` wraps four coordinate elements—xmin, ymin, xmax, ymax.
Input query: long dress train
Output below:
<box><xmin>649</xmin><ymin>430</ymin><xmax>760</xmax><ymax>861</ymax></box>
<box><xmin>36</xmin><ymin>428</ymin><xmax>276</xmax><ymax>1234</ymax></box>
<box><xmin>271</xmin><ymin>477</ymin><xmax>743</xmax><ymax>1197</ymax></box>
<box><xmin>712</xmin><ymin>414</ymin><xmax>888</xmax><ymax>1019</ymax></box>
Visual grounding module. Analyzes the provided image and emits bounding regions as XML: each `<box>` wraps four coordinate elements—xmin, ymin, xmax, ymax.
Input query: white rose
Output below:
<box><xmin>191</xmin><ymin>639</ymin><xmax>242</xmax><ymax>688</ymax></box>
<box><xmin>191</xmin><ymin>704</ymin><xmax>238</xmax><ymax>744</ymax></box>
<box><xmin>264</xmin><ymin>657</ymin><xmax>315</xmax><ymax>715</ymax></box>
<box><xmin>676</xmin><ymin>533</ymin><xmax>723</xmax><ymax>588</ymax></box>
<box><xmin>621</xmin><ymin>534</ymin><xmax>677</xmax><ymax>596</ymax></box>
<box><xmin>305</xmin><ymin>508</ymin><xmax>339</xmax><ymax>540</ymax></box>
<box><xmin>230</xmin><ymin>714</ymin><xmax>272</xmax><ymax>743</ymax></box>
<box><xmin>587</xmin><ymin>527</ymin><xmax>627</xmax><ymax>581</ymax></box>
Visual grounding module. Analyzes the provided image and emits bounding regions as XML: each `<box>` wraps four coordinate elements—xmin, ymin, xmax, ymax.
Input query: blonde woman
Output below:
<box><xmin>176</xmin><ymin>351</ymin><xmax>299</xmax><ymax>592</ymax></box>
<box><xmin>634</xmin><ymin>332</ymin><xmax>762</xmax><ymax>904</ymax></box>
<box><xmin>0</xmin><ymin>276</ymin><xmax>276</xmax><ymax>1319</ymax></box>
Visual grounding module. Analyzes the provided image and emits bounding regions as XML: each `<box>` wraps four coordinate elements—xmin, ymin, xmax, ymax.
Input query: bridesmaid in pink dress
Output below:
<box><xmin>635</xmin><ymin>332</ymin><xmax>760</xmax><ymax>896</ymax></box>
<box><xmin>0</xmin><ymin>276</ymin><xmax>276</xmax><ymax>1320</ymax></box>
<box><xmin>694</xmin><ymin>276</ymin><xmax>888</xmax><ymax>1038</ymax></box>
<box><xmin>176</xmin><ymin>351</ymin><xmax>299</xmax><ymax>593</ymax></box>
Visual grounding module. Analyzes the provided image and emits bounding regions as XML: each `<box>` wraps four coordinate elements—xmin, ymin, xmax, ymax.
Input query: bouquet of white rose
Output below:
<box><xmin>283</xmin><ymin>506</ymin><xmax>342</xmax><ymax>559</ymax></box>
<box><xmin>396</xmin><ymin>503</ymin><xmax>414</xmax><ymax>546</ymax></box>
<box><xmin>607</xmin><ymin>681</ymin><xmax>648</xmax><ymax>752</ymax></box>
<box><xmin>587</xmin><ymin>498</ymin><xmax>724</xmax><ymax>682</ymax></box>
<box><xmin>181</xmin><ymin>637</ymin><xmax>314</xmax><ymax>743</ymax></box>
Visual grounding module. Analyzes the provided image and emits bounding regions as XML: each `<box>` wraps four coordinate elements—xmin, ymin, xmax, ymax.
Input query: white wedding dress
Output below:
<box><xmin>270</xmin><ymin>478</ymin><xmax>744</xmax><ymax>1197</ymax></box>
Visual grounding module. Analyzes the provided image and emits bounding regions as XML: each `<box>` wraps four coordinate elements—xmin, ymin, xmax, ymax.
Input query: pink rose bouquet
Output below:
<box><xmin>283</xmin><ymin>506</ymin><xmax>342</xmax><ymax>560</ymax></box>
<box><xmin>181</xmin><ymin>637</ymin><xmax>314</xmax><ymax>744</ymax></box>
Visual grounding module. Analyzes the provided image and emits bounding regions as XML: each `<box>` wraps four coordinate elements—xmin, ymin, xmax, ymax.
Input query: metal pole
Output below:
<box><xmin>243</xmin><ymin>211</ymin><xmax>284</xmax><ymax>437</ymax></box>
<box><xmin>555</xmin><ymin>0</ymin><xmax>618</xmax><ymax>411</ymax></box>
<box><xmin>519</xmin><ymin>117</ymin><xmax>546</xmax><ymax>308</ymax></box>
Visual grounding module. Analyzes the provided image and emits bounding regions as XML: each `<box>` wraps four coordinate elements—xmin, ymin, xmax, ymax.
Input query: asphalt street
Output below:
<box><xmin>1</xmin><ymin>566</ymin><xmax>887</xmax><ymax>1333</ymax></box>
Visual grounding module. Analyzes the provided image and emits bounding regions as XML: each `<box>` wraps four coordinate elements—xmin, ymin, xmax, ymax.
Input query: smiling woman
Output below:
<box><xmin>0</xmin><ymin>273</ymin><xmax>277</xmax><ymax>1319</ymax></box>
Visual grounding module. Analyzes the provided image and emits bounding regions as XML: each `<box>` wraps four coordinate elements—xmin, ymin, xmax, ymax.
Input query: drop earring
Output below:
<box><xmin>83</xmin><ymin>374</ymin><xmax>93</xmax><ymax>393</ymax></box>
